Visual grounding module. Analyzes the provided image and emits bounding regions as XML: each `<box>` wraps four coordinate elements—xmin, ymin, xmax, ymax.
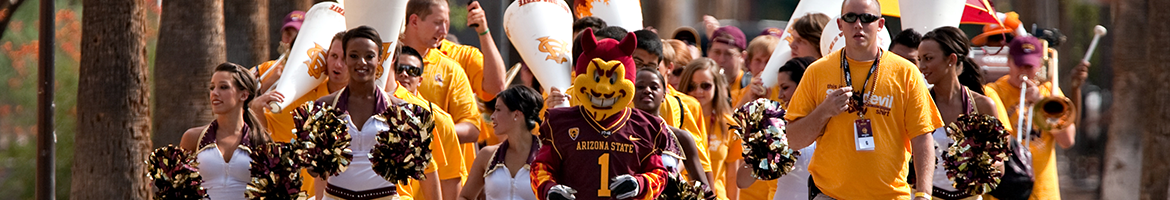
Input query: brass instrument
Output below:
<box><xmin>1022</xmin><ymin>41</ymin><xmax>1075</xmax><ymax>136</ymax></box>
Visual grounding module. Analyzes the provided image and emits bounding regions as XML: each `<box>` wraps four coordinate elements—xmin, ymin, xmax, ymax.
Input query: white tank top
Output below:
<box><xmin>484</xmin><ymin>165</ymin><xmax>538</xmax><ymax>200</ymax></box>
<box><xmin>325</xmin><ymin>115</ymin><xmax>396</xmax><ymax>192</ymax></box>
<box><xmin>931</xmin><ymin>127</ymin><xmax>960</xmax><ymax>192</ymax></box>
<box><xmin>773</xmin><ymin>143</ymin><xmax>815</xmax><ymax>200</ymax></box>
<box><xmin>197</xmin><ymin>144</ymin><xmax>250</xmax><ymax>200</ymax></box>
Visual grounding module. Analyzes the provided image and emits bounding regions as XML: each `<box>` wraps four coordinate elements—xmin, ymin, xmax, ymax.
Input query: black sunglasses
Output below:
<box><xmin>841</xmin><ymin>13</ymin><xmax>880</xmax><ymax>24</ymax></box>
<box><xmin>395</xmin><ymin>64</ymin><xmax>424</xmax><ymax>77</ymax></box>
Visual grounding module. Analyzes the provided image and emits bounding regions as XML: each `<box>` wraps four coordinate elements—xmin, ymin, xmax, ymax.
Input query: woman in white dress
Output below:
<box><xmin>458</xmin><ymin>85</ymin><xmax>544</xmax><ymax>200</ymax></box>
<box><xmin>310</xmin><ymin>26</ymin><xmax>442</xmax><ymax>200</ymax></box>
<box><xmin>917</xmin><ymin>26</ymin><xmax>1003</xmax><ymax>200</ymax></box>
<box><xmin>180</xmin><ymin>62</ymin><xmax>273</xmax><ymax>200</ymax></box>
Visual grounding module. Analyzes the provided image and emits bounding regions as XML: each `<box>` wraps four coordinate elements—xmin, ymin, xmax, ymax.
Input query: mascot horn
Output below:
<box><xmin>571</xmin><ymin>28</ymin><xmax>638</xmax><ymax>122</ymax></box>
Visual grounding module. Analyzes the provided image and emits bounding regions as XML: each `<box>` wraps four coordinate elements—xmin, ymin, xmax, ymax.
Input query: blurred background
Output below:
<box><xmin>0</xmin><ymin>0</ymin><xmax>1144</xmax><ymax>199</ymax></box>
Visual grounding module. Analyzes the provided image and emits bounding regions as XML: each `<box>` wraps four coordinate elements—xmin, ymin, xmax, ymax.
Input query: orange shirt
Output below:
<box><xmin>394</xmin><ymin>85</ymin><xmax>467</xmax><ymax>200</ymax></box>
<box><xmin>661</xmin><ymin>86</ymin><xmax>712</xmax><ymax>173</ymax></box>
<box><xmin>705</xmin><ymin>114</ymin><xmax>742</xmax><ymax>200</ymax></box>
<box><xmin>438</xmin><ymin>39</ymin><xmax>493</xmax><ymax>101</ymax></box>
<box><xmin>985</xmin><ymin>75</ymin><xmax>1064</xmax><ymax>200</ymax></box>
<box><xmin>784</xmin><ymin>50</ymin><xmax>944</xmax><ymax>200</ymax></box>
<box><xmin>418</xmin><ymin>48</ymin><xmax>484</xmax><ymax>175</ymax></box>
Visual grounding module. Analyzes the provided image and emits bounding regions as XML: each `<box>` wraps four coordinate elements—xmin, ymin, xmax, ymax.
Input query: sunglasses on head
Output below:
<box><xmin>841</xmin><ymin>13</ymin><xmax>880</xmax><ymax>24</ymax></box>
<box><xmin>396</xmin><ymin>64</ymin><xmax>423</xmax><ymax>77</ymax></box>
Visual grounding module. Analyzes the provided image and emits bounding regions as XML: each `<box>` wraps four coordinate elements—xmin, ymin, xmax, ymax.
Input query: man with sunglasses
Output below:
<box><xmin>783</xmin><ymin>0</ymin><xmax>943</xmax><ymax>199</ymax></box>
<box><xmin>631</xmin><ymin>30</ymin><xmax>715</xmax><ymax>185</ymax></box>
<box><xmin>386</xmin><ymin>44</ymin><xmax>466</xmax><ymax>200</ymax></box>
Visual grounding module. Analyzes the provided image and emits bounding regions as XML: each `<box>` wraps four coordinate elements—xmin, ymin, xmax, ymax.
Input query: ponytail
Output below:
<box><xmin>215</xmin><ymin>62</ymin><xmax>272</xmax><ymax>146</ymax></box>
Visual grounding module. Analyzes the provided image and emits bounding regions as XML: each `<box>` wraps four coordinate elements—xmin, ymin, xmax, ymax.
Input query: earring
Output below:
<box><xmin>513</xmin><ymin>117</ymin><xmax>517</xmax><ymax>121</ymax></box>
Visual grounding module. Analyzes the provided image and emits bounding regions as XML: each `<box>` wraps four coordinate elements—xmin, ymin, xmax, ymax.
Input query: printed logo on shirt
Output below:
<box><xmin>825</xmin><ymin>84</ymin><xmax>894</xmax><ymax>116</ymax></box>
<box><xmin>569</xmin><ymin>127</ymin><xmax>580</xmax><ymax>140</ymax></box>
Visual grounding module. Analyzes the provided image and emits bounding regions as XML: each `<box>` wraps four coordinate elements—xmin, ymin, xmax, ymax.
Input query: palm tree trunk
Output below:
<box><xmin>225</xmin><ymin>0</ymin><xmax>270</xmax><ymax>67</ymax></box>
<box><xmin>152</xmin><ymin>0</ymin><xmax>225</xmax><ymax>146</ymax></box>
<box><xmin>1101</xmin><ymin>0</ymin><xmax>1152</xmax><ymax>199</ymax></box>
<box><xmin>1138</xmin><ymin>0</ymin><xmax>1170</xmax><ymax>199</ymax></box>
<box><xmin>71</xmin><ymin>0</ymin><xmax>152</xmax><ymax>198</ymax></box>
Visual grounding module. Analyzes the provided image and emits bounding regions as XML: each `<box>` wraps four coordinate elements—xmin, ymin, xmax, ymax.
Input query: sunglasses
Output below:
<box><xmin>688</xmin><ymin>82</ymin><xmax>714</xmax><ymax>92</ymax></box>
<box><xmin>395</xmin><ymin>64</ymin><xmax>423</xmax><ymax>77</ymax></box>
<box><xmin>841</xmin><ymin>13</ymin><xmax>880</xmax><ymax>24</ymax></box>
<box><xmin>671</xmin><ymin>68</ymin><xmax>685</xmax><ymax>77</ymax></box>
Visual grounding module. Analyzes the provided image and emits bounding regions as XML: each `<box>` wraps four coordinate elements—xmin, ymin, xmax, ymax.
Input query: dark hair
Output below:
<box><xmin>596</xmin><ymin>26</ymin><xmax>629</xmax><ymax>41</ymax></box>
<box><xmin>395</xmin><ymin>45</ymin><xmax>424</xmax><ymax>69</ymax></box>
<box><xmin>637</xmin><ymin>67</ymin><xmax>666</xmax><ymax>88</ymax></box>
<box><xmin>214</xmin><ymin>62</ymin><xmax>271</xmax><ymax>146</ymax></box>
<box><xmin>342</xmin><ymin>26</ymin><xmax>383</xmax><ymax>56</ymax></box>
<box><xmin>573</xmin><ymin>16</ymin><xmax>607</xmax><ymax>34</ymax></box>
<box><xmin>792</xmin><ymin>13</ymin><xmax>831</xmax><ymax>54</ymax></box>
<box><xmin>922</xmin><ymin>26</ymin><xmax>984</xmax><ymax>94</ymax></box>
<box><xmin>406</xmin><ymin>0</ymin><xmax>445</xmax><ymax>22</ymax></box>
<box><xmin>891</xmin><ymin>28</ymin><xmax>922</xmax><ymax>49</ymax></box>
<box><xmin>633</xmin><ymin>30</ymin><xmax>663</xmax><ymax>61</ymax></box>
<box><xmin>488</xmin><ymin>85</ymin><xmax>545</xmax><ymax>130</ymax></box>
<box><xmin>778</xmin><ymin>57</ymin><xmax>815</xmax><ymax>84</ymax></box>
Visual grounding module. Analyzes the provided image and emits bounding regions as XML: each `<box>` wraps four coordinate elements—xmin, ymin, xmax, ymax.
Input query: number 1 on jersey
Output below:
<box><xmin>598</xmin><ymin>153</ymin><xmax>611</xmax><ymax>197</ymax></box>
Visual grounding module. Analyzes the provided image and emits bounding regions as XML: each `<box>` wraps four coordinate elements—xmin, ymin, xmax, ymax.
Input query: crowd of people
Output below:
<box><xmin>164</xmin><ymin>0</ymin><xmax>1094</xmax><ymax>199</ymax></box>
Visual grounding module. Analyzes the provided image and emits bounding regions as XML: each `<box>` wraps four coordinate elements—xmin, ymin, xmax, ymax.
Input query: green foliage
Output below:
<box><xmin>0</xmin><ymin>0</ymin><xmax>155</xmax><ymax>199</ymax></box>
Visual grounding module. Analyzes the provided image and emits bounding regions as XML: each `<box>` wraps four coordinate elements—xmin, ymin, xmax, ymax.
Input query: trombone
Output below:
<box><xmin>1017</xmin><ymin>41</ymin><xmax>1076</xmax><ymax>143</ymax></box>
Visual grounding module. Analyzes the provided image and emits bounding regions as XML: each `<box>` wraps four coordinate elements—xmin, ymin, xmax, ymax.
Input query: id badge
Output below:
<box><xmin>854</xmin><ymin>119</ymin><xmax>875</xmax><ymax>151</ymax></box>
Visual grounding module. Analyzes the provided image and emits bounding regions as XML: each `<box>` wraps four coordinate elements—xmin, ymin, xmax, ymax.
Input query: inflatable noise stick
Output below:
<box><xmin>1082</xmin><ymin>25</ymin><xmax>1107</xmax><ymax>63</ymax></box>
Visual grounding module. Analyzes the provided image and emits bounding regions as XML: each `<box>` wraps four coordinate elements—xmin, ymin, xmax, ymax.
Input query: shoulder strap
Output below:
<box><xmin>674</xmin><ymin>96</ymin><xmax>686</xmax><ymax>127</ymax></box>
<box><xmin>962</xmin><ymin>86</ymin><xmax>977</xmax><ymax>115</ymax></box>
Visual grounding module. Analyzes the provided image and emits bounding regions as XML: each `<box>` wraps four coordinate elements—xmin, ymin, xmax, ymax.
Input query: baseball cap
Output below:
<box><xmin>672</xmin><ymin>26</ymin><xmax>702</xmax><ymax>48</ymax></box>
<box><xmin>711</xmin><ymin>26</ymin><xmax>746</xmax><ymax>50</ymax></box>
<box><xmin>759</xmin><ymin>27</ymin><xmax>784</xmax><ymax>38</ymax></box>
<box><xmin>1008</xmin><ymin>36</ymin><xmax>1043</xmax><ymax>68</ymax></box>
<box><xmin>282</xmin><ymin>11</ymin><xmax>306</xmax><ymax>31</ymax></box>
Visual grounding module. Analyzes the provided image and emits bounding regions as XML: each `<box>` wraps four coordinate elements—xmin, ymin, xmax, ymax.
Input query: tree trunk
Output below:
<box><xmin>1100</xmin><ymin>0</ymin><xmax>1149</xmax><ymax>199</ymax></box>
<box><xmin>153</xmin><ymin>0</ymin><xmax>225</xmax><ymax>146</ymax></box>
<box><xmin>225</xmin><ymin>0</ymin><xmax>270</xmax><ymax>68</ymax></box>
<box><xmin>71</xmin><ymin>0</ymin><xmax>152</xmax><ymax>198</ymax></box>
<box><xmin>1139</xmin><ymin>0</ymin><xmax>1170</xmax><ymax>199</ymax></box>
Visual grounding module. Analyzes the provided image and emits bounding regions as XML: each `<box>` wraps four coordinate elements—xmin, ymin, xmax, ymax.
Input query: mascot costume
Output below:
<box><xmin>530</xmin><ymin>28</ymin><xmax>673</xmax><ymax>200</ymax></box>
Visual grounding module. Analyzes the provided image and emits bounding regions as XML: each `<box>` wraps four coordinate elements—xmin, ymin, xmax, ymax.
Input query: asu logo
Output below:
<box><xmin>304</xmin><ymin>43</ymin><xmax>327</xmax><ymax>79</ymax></box>
<box><xmin>1021</xmin><ymin>43</ymin><xmax>1037</xmax><ymax>53</ymax></box>
<box><xmin>569</xmin><ymin>128</ymin><xmax>580</xmax><ymax>140</ymax></box>
<box><xmin>537</xmin><ymin>37</ymin><xmax>570</xmax><ymax>64</ymax></box>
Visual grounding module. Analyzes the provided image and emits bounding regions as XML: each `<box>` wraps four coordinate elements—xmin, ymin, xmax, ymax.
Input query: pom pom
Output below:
<box><xmin>943</xmin><ymin>114</ymin><xmax>1012</xmax><ymax>195</ymax></box>
<box><xmin>733</xmin><ymin>98</ymin><xmax>799</xmax><ymax>180</ymax></box>
<box><xmin>245</xmin><ymin>142</ymin><xmax>306</xmax><ymax>200</ymax></box>
<box><xmin>658</xmin><ymin>173</ymin><xmax>709</xmax><ymax>200</ymax></box>
<box><xmin>369</xmin><ymin>103</ymin><xmax>436</xmax><ymax>184</ymax></box>
<box><xmin>146</xmin><ymin>145</ymin><xmax>206</xmax><ymax>200</ymax></box>
<box><xmin>291</xmin><ymin>101</ymin><xmax>352</xmax><ymax>178</ymax></box>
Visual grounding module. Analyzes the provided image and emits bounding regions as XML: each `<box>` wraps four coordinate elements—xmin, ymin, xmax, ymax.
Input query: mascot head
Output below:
<box><xmin>572</xmin><ymin>28</ymin><xmax>638</xmax><ymax>122</ymax></box>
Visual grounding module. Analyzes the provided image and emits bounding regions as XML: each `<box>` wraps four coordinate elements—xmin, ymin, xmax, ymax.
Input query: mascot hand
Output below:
<box><xmin>609</xmin><ymin>174</ymin><xmax>640</xmax><ymax>199</ymax></box>
<box><xmin>547</xmin><ymin>184</ymin><xmax>577</xmax><ymax>200</ymax></box>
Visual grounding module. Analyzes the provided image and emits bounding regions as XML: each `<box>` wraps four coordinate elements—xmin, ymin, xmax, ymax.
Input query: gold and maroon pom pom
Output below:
<box><xmin>658</xmin><ymin>173</ymin><xmax>708</xmax><ymax>200</ymax></box>
<box><xmin>943</xmin><ymin>114</ymin><xmax>1012</xmax><ymax>195</ymax></box>
<box><xmin>733</xmin><ymin>99</ymin><xmax>799</xmax><ymax>180</ymax></box>
<box><xmin>291</xmin><ymin>101</ymin><xmax>352</xmax><ymax>178</ymax></box>
<box><xmin>245</xmin><ymin>142</ymin><xmax>306</xmax><ymax>200</ymax></box>
<box><xmin>369</xmin><ymin>103</ymin><xmax>435</xmax><ymax>184</ymax></box>
<box><xmin>146</xmin><ymin>144</ymin><xmax>206</xmax><ymax>200</ymax></box>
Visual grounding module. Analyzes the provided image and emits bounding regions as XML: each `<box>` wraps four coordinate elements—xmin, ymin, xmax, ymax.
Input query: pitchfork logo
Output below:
<box><xmin>537</xmin><ymin>37</ymin><xmax>570</xmax><ymax>64</ymax></box>
<box><xmin>304</xmin><ymin>43</ymin><xmax>327</xmax><ymax>79</ymax></box>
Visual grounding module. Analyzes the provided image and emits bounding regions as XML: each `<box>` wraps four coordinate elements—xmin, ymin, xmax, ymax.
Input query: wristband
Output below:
<box><xmin>478</xmin><ymin>28</ymin><xmax>490</xmax><ymax>36</ymax></box>
<box><xmin>912</xmin><ymin>191</ymin><xmax>931</xmax><ymax>198</ymax></box>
